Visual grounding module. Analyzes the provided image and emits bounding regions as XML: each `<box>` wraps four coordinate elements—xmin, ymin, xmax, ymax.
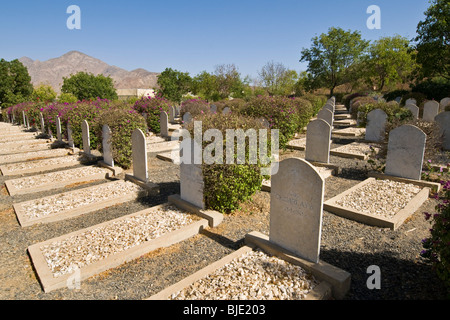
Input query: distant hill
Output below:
<box><xmin>18</xmin><ymin>51</ymin><xmax>160</xmax><ymax>93</ymax></box>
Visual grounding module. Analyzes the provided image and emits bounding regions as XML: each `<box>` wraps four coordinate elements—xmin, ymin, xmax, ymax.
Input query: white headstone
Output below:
<box><xmin>81</xmin><ymin>120</ymin><xmax>91</xmax><ymax>155</ymax></box>
<box><xmin>22</xmin><ymin>111</ymin><xmax>26</xmax><ymax>128</ymax></box>
<box><xmin>324</xmin><ymin>103</ymin><xmax>334</xmax><ymax>113</ymax></box>
<box><xmin>222</xmin><ymin>107</ymin><xmax>231</xmax><ymax>115</ymax></box>
<box><xmin>384</xmin><ymin>124</ymin><xmax>426</xmax><ymax>180</ymax></box>
<box><xmin>169</xmin><ymin>106</ymin><xmax>175</xmax><ymax>123</ymax></box>
<box><xmin>317</xmin><ymin>108</ymin><xmax>333</xmax><ymax>127</ymax></box>
<box><xmin>102</xmin><ymin>124</ymin><xmax>114</xmax><ymax>167</ymax></box>
<box><xmin>269</xmin><ymin>157</ymin><xmax>324</xmax><ymax>263</ymax></box>
<box><xmin>160</xmin><ymin>111</ymin><xmax>169</xmax><ymax>138</ymax></box>
<box><xmin>423</xmin><ymin>101</ymin><xmax>440</xmax><ymax>122</ymax></box>
<box><xmin>440</xmin><ymin>97</ymin><xmax>450</xmax><ymax>113</ymax></box>
<box><xmin>67</xmin><ymin>124</ymin><xmax>74</xmax><ymax>149</ymax></box>
<box><xmin>180</xmin><ymin>139</ymin><xmax>204</xmax><ymax>209</ymax></box>
<box><xmin>131</xmin><ymin>128</ymin><xmax>148</xmax><ymax>183</ymax></box>
<box><xmin>365</xmin><ymin>109</ymin><xmax>387</xmax><ymax>142</ymax></box>
<box><xmin>40</xmin><ymin>113</ymin><xmax>45</xmax><ymax>133</ymax></box>
<box><xmin>210</xmin><ymin>105</ymin><xmax>217</xmax><ymax>113</ymax></box>
<box><xmin>183</xmin><ymin>112</ymin><xmax>192</xmax><ymax>126</ymax></box>
<box><xmin>435</xmin><ymin>112</ymin><xmax>450</xmax><ymax>151</ymax></box>
<box><xmin>56</xmin><ymin>116</ymin><xmax>62</xmax><ymax>141</ymax></box>
<box><xmin>405</xmin><ymin>104</ymin><xmax>419</xmax><ymax>119</ymax></box>
<box><xmin>305</xmin><ymin>119</ymin><xmax>331</xmax><ymax>164</ymax></box>
<box><xmin>405</xmin><ymin>98</ymin><xmax>416</xmax><ymax>106</ymax></box>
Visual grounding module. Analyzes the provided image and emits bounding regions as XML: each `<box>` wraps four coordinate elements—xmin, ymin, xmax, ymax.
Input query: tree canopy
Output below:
<box><xmin>156</xmin><ymin>68</ymin><xmax>192</xmax><ymax>103</ymax></box>
<box><xmin>0</xmin><ymin>59</ymin><xmax>33</xmax><ymax>108</ymax></box>
<box><xmin>61</xmin><ymin>71</ymin><xmax>118</xmax><ymax>101</ymax></box>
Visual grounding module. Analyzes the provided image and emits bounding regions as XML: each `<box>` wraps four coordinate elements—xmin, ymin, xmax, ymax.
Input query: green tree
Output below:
<box><xmin>299</xmin><ymin>27</ymin><xmax>369</xmax><ymax>96</ymax></box>
<box><xmin>0</xmin><ymin>59</ymin><xmax>33</xmax><ymax>107</ymax></box>
<box><xmin>156</xmin><ymin>68</ymin><xmax>192</xmax><ymax>103</ymax></box>
<box><xmin>32</xmin><ymin>84</ymin><xmax>57</xmax><ymax>103</ymax></box>
<box><xmin>414</xmin><ymin>0</ymin><xmax>450</xmax><ymax>80</ymax></box>
<box><xmin>363</xmin><ymin>35</ymin><xmax>417</xmax><ymax>91</ymax></box>
<box><xmin>258</xmin><ymin>61</ymin><xmax>298</xmax><ymax>96</ymax></box>
<box><xmin>214</xmin><ymin>64</ymin><xmax>247</xmax><ymax>100</ymax></box>
<box><xmin>191</xmin><ymin>70</ymin><xmax>221</xmax><ymax>101</ymax></box>
<box><xmin>61</xmin><ymin>71</ymin><xmax>118</xmax><ymax>101</ymax></box>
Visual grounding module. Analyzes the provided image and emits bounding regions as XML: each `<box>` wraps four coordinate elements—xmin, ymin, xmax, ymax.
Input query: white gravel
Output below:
<box><xmin>21</xmin><ymin>180</ymin><xmax>144</xmax><ymax>220</ymax></box>
<box><xmin>0</xmin><ymin>148</ymin><xmax>71</xmax><ymax>164</ymax></box>
<box><xmin>40</xmin><ymin>205</ymin><xmax>198</xmax><ymax>278</ymax></box>
<box><xmin>0</xmin><ymin>155</ymin><xmax>82</xmax><ymax>173</ymax></box>
<box><xmin>335</xmin><ymin>179</ymin><xmax>422</xmax><ymax>218</ymax></box>
<box><xmin>331</xmin><ymin>142</ymin><xmax>380</xmax><ymax>156</ymax></box>
<box><xmin>170</xmin><ymin>249</ymin><xmax>319</xmax><ymax>300</ymax></box>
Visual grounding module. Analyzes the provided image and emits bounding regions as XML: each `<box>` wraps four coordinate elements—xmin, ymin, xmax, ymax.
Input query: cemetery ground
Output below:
<box><xmin>0</xmin><ymin>133</ymin><xmax>449</xmax><ymax>300</ymax></box>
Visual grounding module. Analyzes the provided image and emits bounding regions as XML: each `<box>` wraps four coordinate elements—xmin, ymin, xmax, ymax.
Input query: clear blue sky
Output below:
<box><xmin>0</xmin><ymin>0</ymin><xmax>430</xmax><ymax>81</ymax></box>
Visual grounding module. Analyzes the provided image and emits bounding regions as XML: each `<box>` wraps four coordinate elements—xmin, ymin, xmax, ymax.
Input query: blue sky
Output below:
<box><xmin>0</xmin><ymin>0</ymin><xmax>430</xmax><ymax>81</ymax></box>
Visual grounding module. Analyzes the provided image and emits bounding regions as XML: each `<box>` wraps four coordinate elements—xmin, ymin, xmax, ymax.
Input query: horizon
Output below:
<box><xmin>0</xmin><ymin>0</ymin><xmax>430</xmax><ymax>81</ymax></box>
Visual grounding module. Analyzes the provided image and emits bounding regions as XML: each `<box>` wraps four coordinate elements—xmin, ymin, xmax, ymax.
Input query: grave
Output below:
<box><xmin>305</xmin><ymin>119</ymin><xmax>331</xmax><ymax>164</ymax></box>
<box><xmin>40</xmin><ymin>113</ymin><xmax>45</xmax><ymax>133</ymax></box>
<box><xmin>317</xmin><ymin>108</ymin><xmax>334</xmax><ymax>127</ymax></box>
<box><xmin>0</xmin><ymin>140</ymin><xmax>52</xmax><ymax>155</ymax></box>
<box><xmin>435</xmin><ymin>112</ymin><xmax>450</xmax><ymax>151</ymax></box>
<box><xmin>0</xmin><ymin>147</ymin><xmax>79</xmax><ymax>165</ymax></box>
<box><xmin>330</xmin><ymin>142</ymin><xmax>380</xmax><ymax>160</ymax></box>
<box><xmin>222</xmin><ymin>107</ymin><xmax>231</xmax><ymax>115</ymax></box>
<box><xmin>97</xmin><ymin>124</ymin><xmax>122</xmax><ymax>176</ymax></box>
<box><xmin>423</xmin><ymin>101</ymin><xmax>440</xmax><ymax>122</ymax></box>
<box><xmin>365</xmin><ymin>109</ymin><xmax>387</xmax><ymax>142</ymax></box>
<box><xmin>332</xmin><ymin>127</ymin><xmax>365</xmax><ymax>138</ymax></box>
<box><xmin>182</xmin><ymin>112</ymin><xmax>192</xmax><ymax>127</ymax></box>
<box><xmin>55</xmin><ymin>116</ymin><xmax>62</xmax><ymax>142</ymax></box>
<box><xmin>160</xmin><ymin>111</ymin><xmax>169</xmax><ymax>138</ymax></box>
<box><xmin>81</xmin><ymin>120</ymin><xmax>91</xmax><ymax>156</ymax></box>
<box><xmin>324</xmin><ymin>177</ymin><xmax>432</xmax><ymax>230</ymax></box>
<box><xmin>440</xmin><ymin>97</ymin><xmax>450</xmax><ymax>112</ymax></box>
<box><xmin>384</xmin><ymin>124</ymin><xmax>426</xmax><ymax>181</ymax></box>
<box><xmin>148</xmin><ymin>158</ymin><xmax>351</xmax><ymax>300</ymax></box>
<box><xmin>405</xmin><ymin>104</ymin><xmax>419</xmax><ymax>119</ymax></box>
<box><xmin>125</xmin><ymin>128</ymin><xmax>159</xmax><ymax>193</ymax></box>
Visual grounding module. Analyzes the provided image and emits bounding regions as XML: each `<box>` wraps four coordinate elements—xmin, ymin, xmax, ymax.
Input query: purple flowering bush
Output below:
<box><xmin>422</xmin><ymin>179</ymin><xmax>450</xmax><ymax>289</ymax></box>
<box><xmin>180</xmin><ymin>98</ymin><xmax>210</xmax><ymax>118</ymax></box>
<box><xmin>132</xmin><ymin>95</ymin><xmax>172</xmax><ymax>134</ymax></box>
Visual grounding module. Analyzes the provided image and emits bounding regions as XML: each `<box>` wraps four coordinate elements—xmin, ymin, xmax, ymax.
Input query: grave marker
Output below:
<box><xmin>317</xmin><ymin>108</ymin><xmax>333</xmax><ymax>127</ymax></box>
<box><xmin>384</xmin><ymin>124</ymin><xmax>426</xmax><ymax>180</ymax></box>
<box><xmin>102</xmin><ymin>124</ymin><xmax>114</xmax><ymax>167</ymax></box>
<box><xmin>179</xmin><ymin>139</ymin><xmax>204</xmax><ymax>209</ymax></box>
<box><xmin>365</xmin><ymin>109</ymin><xmax>387</xmax><ymax>142</ymax></box>
<box><xmin>435</xmin><ymin>112</ymin><xmax>450</xmax><ymax>151</ymax></box>
<box><xmin>440</xmin><ymin>97</ymin><xmax>450</xmax><ymax>112</ymax></box>
<box><xmin>423</xmin><ymin>101</ymin><xmax>440</xmax><ymax>122</ymax></box>
<box><xmin>269</xmin><ymin>157</ymin><xmax>324</xmax><ymax>263</ymax></box>
<box><xmin>210</xmin><ymin>104</ymin><xmax>217</xmax><ymax>113</ymax></box>
<box><xmin>169</xmin><ymin>106</ymin><xmax>175</xmax><ymax>123</ymax></box>
<box><xmin>222</xmin><ymin>107</ymin><xmax>231</xmax><ymax>115</ymax></box>
<box><xmin>56</xmin><ymin>116</ymin><xmax>62</xmax><ymax>141</ymax></box>
<box><xmin>160</xmin><ymin>111</ymin><xmax>169</xmax><ymax>138</ymax></box>
<box><xmin>305</xmin><ymin>119</ymin><xmax>331</xmax><ymax>164</ymax></box>
<box><xmin>183</xmin><ymin>112</ymin><xmax>192</xmax><ymax>127</ymax></box>
<box><xmin>40</xmin><ymin>113</ymin><xmax>45</xmax><ymax>133</ymax></box>
<box><xmin>67</xmin><ymin>123</ymin><xmax>75</xmax><ymax>150</ymax></box>
<box><xmin>81</xmin><ymin>120</ymin><xmax>91</xmax><ymax>155</ymax></box>
<box><xmin>405</xmin><ymin>104</ymin><xmax>419</xmax><ymax>119</ymax></box>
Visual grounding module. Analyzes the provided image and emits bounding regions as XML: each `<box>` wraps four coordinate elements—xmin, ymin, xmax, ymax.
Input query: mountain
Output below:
<box><xmin>18</xmin><ymin>51</ymin><xmax>160</xmax><ymax>93</ymax></box>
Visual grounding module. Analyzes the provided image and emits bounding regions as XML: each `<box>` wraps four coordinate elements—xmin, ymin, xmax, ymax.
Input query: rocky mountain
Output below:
<box><xmin>18</xmin><ymin>51</ymin><xmax>160</xmax><ymax>93</ymax></box>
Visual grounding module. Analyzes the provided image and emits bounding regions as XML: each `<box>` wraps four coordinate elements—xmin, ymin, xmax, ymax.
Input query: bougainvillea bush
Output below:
<box><xmin>180</xmin><ymin>98</ymin><xmax>210</xmax><ymax>118</ymax></box>
<box><xmin>132</xmin><ymin>95</ymin><xmax>172</xmax><ymax>134</ymax></box>
<box><xmin>422</xmin><ymin>179</ymin><xmax>450</xmax><ymax>290</ymax></box>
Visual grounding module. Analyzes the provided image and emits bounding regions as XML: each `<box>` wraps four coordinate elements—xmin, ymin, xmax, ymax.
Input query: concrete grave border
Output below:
<box><xmin>0</xmin><ymin>147</ymin><xmax>80</xmax><ymax>165</ymax></box>
<box><xmin>13</xmin><ymin>179</ymin><xmax>148</xmax><ymax>227</ymax></box>
<box><xmin>330</xmin><ymin>142</ymin><xmax>377</xmax><ymax>160</ymax></box>
<box><xmin>147</xmin><ymin>231</ymin><xmax>351</xmax><ymax>300</ymax></box>
<box><xmin>28</xmin><ymin>197</ymin><xmax>223</xmax><ymax>293</ymax></box>
<box><xmin>323</xmin><ymin>177</ymin><xmax>431</xmax><ymax>230</ymax></box>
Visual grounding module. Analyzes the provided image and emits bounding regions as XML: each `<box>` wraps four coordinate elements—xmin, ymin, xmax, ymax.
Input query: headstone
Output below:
<box><xmin>22</xmin><ymin>111</ymin><xmax>26</xmax><ymax>128</ymax></box>
<box><xmin>394</xmin><ymin>97</ymin><xmax>402</xmax><ymax>103</ymax></box>
<box><xmin>405</xmin><ymin>104</ymin><xmax>419</xmax><ymax>119</ymax></box>
<box><xmin>25</xmin><ymin>114</ymin><xmax>30</xmax><ymax>129</ymax></box>
<box><xmin>40</xmin><ymin>113</ymin><xmax>45</xmax><ymax>133</ymax></box>
<box><xmin>305</xmin><ymin>119</ymin><xmax>331</xmax><ymax>164</ymax></box>
<box><xmin>258</xmin><ymin>117</ymin><xmax>270</xmax><ymax>128</ymax></box>
<box><xmin>405</xmin><ymin>98</ymin><xmax>416</xmax><ymax>106</ymax></box>
<box><xmin>56</xmin><ymin>116</ymin><xmax>62</xmax><ymax>141</ymax></box>
<box><xmin>210</xmin><ymin>105</ymin><xmax>217</xmax><ymax>113</ymax></box>
<box><xmin>183</xmin><ymin>112</ymin><xmax>192</xmax><ymax>126</ymax></box>
<box><xmin>365</xmin><ymin>109</ymin><xmax>387</xmax><ymax>142</ymax></box>
<box><xmin>131</xmin><ymin>128</ymin><xmax>148</xmax><ymax>183</ymax></box>
<box><xmin>440</xmin><ymin>97</ymin><xmax>450</xmax><ymax>112</ymax></box>
<box><xmin>222</xmin><ymin>107</ymin><xmax>231</xmax><ymax>115</ymax></box>
<box><xmin>81</xmin><ymin>120</ymin><xmax>91</xmax><ymax>155</ymax></box>
<box><xmin>317</xmin><ymin>108</ymin><xmax>333</xmax><ymax>127</ymax></box>
<box><xmin>423</xmin><ymin>101</ymin><xmax>440</xmax><ymax>122</ymax></box>
<box><xmin>435</xmin><ymin>112</ymin><xmax>450</xmax><ymax>151</ymax></box>
<box><xmin>269</xmin><ymin>157</ymin><xmax>325</xmax><ymax>263</ymax></box>
<box><xmin>179</xmin><ymin>139</ymin><xmax>204</xmax><ymax>209</ymax></box>
<box><xmin>324</xmin><ymin>103</ymin><xmax>334</xmax><ymax>113</ymax></box>
<box><xmin>160</xmin><ymin>111</ymin><xmax>169</xmax><ymax>138</ymax></box>
<box><xmin>384</xmin><ymin>124</ymin><xmax>426</xmax><ymax>180</ymax></box>
<box><xmin>102</xmin><ymin>124</ymin><xmax>114</xmax><ymax>167</ymax></box>
<box><xmin>67</xmin><ymin>124</ymin><xmax>75</xmax><ymax>149</ymax></box>
<box><xmin>169</xmin><ymin>106</ymin><xmax>175</xmax><ymax>123</ymax></box>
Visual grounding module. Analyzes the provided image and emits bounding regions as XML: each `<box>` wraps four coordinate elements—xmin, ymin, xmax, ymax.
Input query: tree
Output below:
<box><xmin>61</xmin><ymin>72</ymin><xmax>118</xmax><ymax>101</ymax></box>
<box><xmin>214</xmin><ymin>64</ymin><xmax>247</xmax><ymax>100</ymax></box>
<box><xmin>414</xmin><ymin>0</ymin><xmax>450</xmax><ymax>80</ymax></box>
<box><xmin>32</xmin><ymin>84</ymin><xmax>57</xmax><ymax>103</ymax></box>
<box><xmin>191</xmin><ymin>70</ymin><xmax>220</xmax><ymax>101</ymax></box>
<box><xmin>258</xmin><ymin>61</ymin><xmax>298</xmax><ymax>96</ymax></box>
<box><xmin>362</xmin><ymin>35</ymin><xmax>417</xmax><ymax>91</ymax></box>
<box><xmin>156</xmin><ymin>68</ymin><xmax>192</xmax><ymax>103</ymax></box>
<box><xmin>0</xmin><ymin>59</ymin><xmax>33</xmax><ymax>107</ymax></box>
<box><xmin>299</xmin><ymin>27</ymin><xmax>369</xmax><ymax>96</ymax></box>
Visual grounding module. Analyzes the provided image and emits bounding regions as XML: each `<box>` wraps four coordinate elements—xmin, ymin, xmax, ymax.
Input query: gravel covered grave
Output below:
<box><xmin>40</xmin><ymin>205</ymin><xmax>199</xmax><ymax>278</ymax></box>
<box><xmin>0</xmin><ymin>154</ymin><xmax>83</xmax><ymax>174</ymax></box>
<box><xmin>169</xmin><ymin>249</ymin><xmax>319</xmax><ymax>300</ymax></box>
<box><xmin>335</xmin><ymin>179</ymin><xmax>422</xmax><ymax>218</ymax></box>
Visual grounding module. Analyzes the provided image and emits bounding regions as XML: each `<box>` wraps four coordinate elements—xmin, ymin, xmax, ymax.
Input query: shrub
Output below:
<box><xmin>349</xmin><ymin>96</ymin><xmax>377</xmax><ymax>119</ymax></box>
<box><xmin>400</xmin><ymin>92</ymin><xmax>427</xmax><ymax>107</ymax></box>
<box><xmin>343</xmin><ymin>92</ymin><xmax>369</xmax><ymax>108</ymax></box>
<box><xmin>412</xmin><ymin>78</ymin><xmax>450</xmax><ymax>101</ymax></box>
<box><xmin>180</xmin><ymin>98</ymin><xmax>210</xmax><ymax>118</ymax></box>
<box><xmin>421</xmin><ymin>180</ymin><xmax>450</xmax><ymax>290</ymax></box>
<box><xmin>356</xmin><ymin>101</ymin><xmax>413</xmax><ymax>128</ymax></box>
<box><xmin>132</xmin><ymin>95</ymin><xmax>172</xmax><ymax>134</ymax></box>
<box><xmin>212</xmin><ymin>98</ymin><xmax>247</xmax><ymax>114</ymax></box>
<box><xmin>184</xmin><ymin>113</ymin><xmax>269</xmax><ymax>213</ymax></box>
<box><xmin>96</xmin><ymin>106</ymin><xmax>147</xmax><ymax>169</ymax></box>
<box><xmin>383</xmin><ymin>90</ymin><xmax>410</xmax><ymax>102</ymax></box>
